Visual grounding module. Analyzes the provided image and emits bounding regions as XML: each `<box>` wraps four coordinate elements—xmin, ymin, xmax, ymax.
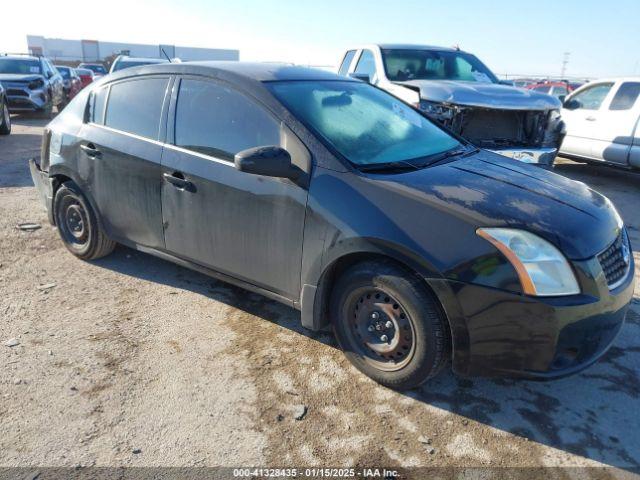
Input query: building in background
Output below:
<box><xmin>26</xmin><ymin>35</ymin><xmax>239</xmax><ymax>63</ymax></box>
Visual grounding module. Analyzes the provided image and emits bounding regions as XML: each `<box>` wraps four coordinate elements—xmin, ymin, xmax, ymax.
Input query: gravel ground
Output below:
<box><xmin>1</xmin><ymin>115</ymin><xmax>639</xmax><ymax>475</ymax></box>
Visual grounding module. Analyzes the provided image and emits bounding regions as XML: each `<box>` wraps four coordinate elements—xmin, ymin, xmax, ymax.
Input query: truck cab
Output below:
<box><xmin>338</xmin><ymin>44</ymin><xmax>566</xmax><ymax>168</ymax></box>
<box><xmin>560</xmin><ymin>78</ymin><xmax>640</xmax><ymax>169</ymax></box>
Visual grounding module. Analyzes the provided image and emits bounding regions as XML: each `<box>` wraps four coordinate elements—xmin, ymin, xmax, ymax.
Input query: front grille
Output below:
<box><xmin>7</xmin><ymin>88</ymin><xmax>28</xmax><ymax>97</ymax></box>
<box><xmin>597</xmin><ymin>229</ymin><xmax>631</xmax><ymax>289</ymax></box>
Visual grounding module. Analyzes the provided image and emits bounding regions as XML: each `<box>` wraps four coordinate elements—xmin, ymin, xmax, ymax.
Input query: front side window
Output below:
<box><xmin>105</xmin><ymin>77</ymin><xmax>168</xmax><ymax>139</ymax></box>
<box><xmin>570</xmin><ymin>83</ymin><xmax>614</xmax><ymax>110</ymax></box>
<box><xmin>609</xmin><ymin>82</ymin><xmax>640</xmax><ymax>111</ymax></box>
<box><xmin>174</xmin><ymin>79</ymin><xmax>280</xmax><ymax>160</ymax></box>
<box><xmin>354</xmin><ymin>50</ymin><xmax>376</xmax><ymax>77</ymax></box>
<box><xmin>0</xmin><ymin>59</ymin><xmax>42</xmax><ymax>75</ymax></box>
<box><xmin>268</xmin><ymin>80</ymin><xmax>460</xmax><ymax>166</ymax></box>
<box><xmin>381</xmin><ymin>49</ymin><xmax>498</xmax><ymax>83</ymax></box>
<box><xmin>338</xmin><ymin>50</ymin><xmax>356</xmax><ymax>76</ymax></box>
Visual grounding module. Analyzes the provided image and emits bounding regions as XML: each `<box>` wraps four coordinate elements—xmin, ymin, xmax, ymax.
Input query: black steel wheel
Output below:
<box><xmin>53</xmin><ymin>181</ymin><xmax>116</xmax><ymax>260</ymax></box>
<box><xmin>0</xmin><ymin>101</ymin><xmax>10</xmax><ymax>135</ymax></box>
<box><xmin>331</xmin><ymin>260</ymin><xmax>450</xmax><ymax>390</ymax></box>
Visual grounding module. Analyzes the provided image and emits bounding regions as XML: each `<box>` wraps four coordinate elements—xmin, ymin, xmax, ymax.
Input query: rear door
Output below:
<box><xmin>561</xmin><ymin>82</ymin><xmax>615</xmax><ymax>159</ymax></box>
<box><xmin>587</xmin><ymin>81</ymin><xmax>640</xmax><ymax>164</ymax></box>
<box><xmin>79</xmin><ymin>75</ymin><xmax>171</xmax><ymax>248</ymax></box>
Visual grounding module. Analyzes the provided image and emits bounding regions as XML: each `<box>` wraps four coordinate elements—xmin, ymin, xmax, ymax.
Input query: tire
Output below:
<box><xmin>0</xmin><ymin>101</ymin><xmax>11</xmax><ymax>135</ymax></box>
<box><xmin>331</xmin><ymin>260</ymin><xmax>450</xmax><ymax>390</ymax></box>
<box><xmin>53</xmin><ymin>181</ymin><xmax>116</xmax><ymax>260</ymax></box>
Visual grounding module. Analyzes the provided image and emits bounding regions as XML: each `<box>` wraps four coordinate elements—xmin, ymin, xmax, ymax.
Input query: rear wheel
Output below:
<box><xmin>0</xmin><ymin>101</ymin><xmax>11</xmax><ymax>135</ymax></box>
<box><xmin>331</xmin><ymin>260</ymin><xmax>450</xmax><ymax>390</ymax></box>
<box><xmin>53</xmin><ymin>181</ymin><xmax>116</xmax><ymax>260</ymax></box>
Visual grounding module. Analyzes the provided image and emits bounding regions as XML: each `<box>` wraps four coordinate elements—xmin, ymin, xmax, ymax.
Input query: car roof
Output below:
<box><xmin>103</xmin><ymin>61</ymin><xmax>352</xmax><ymax>83</ymax></box>
<box><xmin>1</xmin><ymin>55</ymin><xmax>41</xmax><ymax>61</ymax></box>
<box><xmin>117</xmin><ymin>56</ymin><xmax>168</xmax><ymax>63</ymax></box>
<box><xmin>349</xmin><ymin>44</ymin><xmax>461</xmax><ymax>53</ymax></box>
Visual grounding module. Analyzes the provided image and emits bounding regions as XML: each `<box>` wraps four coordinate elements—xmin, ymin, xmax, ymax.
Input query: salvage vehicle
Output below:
<box><xmin>76</xmin><ymin>68</ymin><xmax>95</xmax><ymax>89</ymax></box>
<box><xmin>0</xmin><ymin>82</ymin><xmax>10</xmax><ymax>134</ymax></box>
<box><xmin>54</xmin><ymin>66</ymin><xmax>82</xmax><ymax>105</ymax></box>
<box><xmin>527</xmin><ymin>80</ymin><xmax>578</xmax><ymax>99</ymax></box>
<box><xmin>30</xmin><ymin>63</ymin><xmax>634</xmax><ymax>389</ymax></box>
<box><xmin>109</xmin><ymin>55</ymin><xmax>169</xmax><ymax>73</ymax></box>
<box><xmin>560</xmin><ymin>78</ymin><xmax>640</xmax><ymax>170</ymax></box>
<box><xmin>77</xmin><ymin>63</ymin><xmax>107</xmax><ymax>78</ymax></box>
<box><xmin>0</xmin><ymin>54</ymin><xmax>64</xmax><ymax>118</ymax></box>
<box><xmin>338</xmin><ymin>44</ymin><xmax>565</xmax><ymax>167</ymax></box>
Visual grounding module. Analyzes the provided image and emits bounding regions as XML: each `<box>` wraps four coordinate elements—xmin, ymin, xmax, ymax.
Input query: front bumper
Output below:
<box><xmin>29</xmin><ymin>158</ymin><xmax>55</xmax><ymax>225</ymax></box>
<box><xmin>4</xmin><ymin>84</ymin><xmax>49</xmax><ymax>112</ymax></box>
<box><xmin>431</xmin><ymin>255</ymin><xmax>635</xmax><ymax>379</ymax></box>
<box><xmin>489</xmin><ymin>147</ymin><xmax>558</xmax><ymax>167</ymax></box>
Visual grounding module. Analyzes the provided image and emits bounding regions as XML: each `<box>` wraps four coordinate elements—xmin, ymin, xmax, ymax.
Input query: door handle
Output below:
<box><xmin>80</xmin><ymin>143</ymin><xmax>101</xmax><ymax>158</ymax></box>
<box><xmin>163</xmin><ymin>172</ymin><xmax>195</xmax><ymax>192</ymax></box>
<box><xmin>585</xmin><ymin>116</ymin><xmax>597</xmax><ymax>121</ymax></box>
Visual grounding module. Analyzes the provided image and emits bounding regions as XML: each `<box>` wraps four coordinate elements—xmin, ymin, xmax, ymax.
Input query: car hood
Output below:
<box><xmin>374</xmin><ymin>150</ymin><xmax>621</xmax><ymax>259</ymax></box>
<box><xmin>396</xmin><ymin>79</ymin><xmax>561</xmax><ymax>110</ymax></box>
<box><xmin>0</xmin><ymin>73</ymin><xmax>43</xmax><ymax>84</ymax></box>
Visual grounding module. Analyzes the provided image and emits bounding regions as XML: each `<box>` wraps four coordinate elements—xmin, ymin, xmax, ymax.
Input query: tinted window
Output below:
<box><xmin>551</xmin><ymin>85</ymin><xmax>568</xmax><ymax>96</ymax></box>
<box><xmin>338</xmin><ymin>50</ymin><xmax>356</xmax><ymax>76</ymax></box>
<box><xmin>381</xmin><ymin>49</ymin><xmax>498</xmax><ymax>83</ymax></box>
<box><xmin>56</xmin><ymin>67</ymin><xmax>71</xmax><ymax>79</ymax></box>
<box><xmin>0</xmin><ymin>58</ymin><xmax>41</xmax><ymax>74</ymax></box>
<box><xmin>609</xmin><ymin>82</ymin><xmax>640</xmax><ymax>111</ymax></box>
<box><xmin>105</xmin><ymin>78</ymin><xmax>168</xmax><ymax>139</ymax></box>
<box><xmin>533</xmin><ymin>86</ymin><xmax>550</xmax><ymax>94</ymax></box>
<box><xmin>89</xmin><ymin>86</ymin><xmax>108</xmax><ymax>124</ymax></box>
<box><xmin>354</xmin><ymin>50</ymin><xmax>376</xmax><ymax>77</ymax></box>
<box><xmin>268</xmin><ymin>81</ymin><xmax>460</xmax><ymax>166</ymax></box>
<box><xmin>175</xmin><ymin>79</ymin><xmax>280</xmax><ymax>160</ymax></box>
<box><xmin>571</xmin><ymin>83</ymin><xmax>613</xmax><ymax>110</ymax></box>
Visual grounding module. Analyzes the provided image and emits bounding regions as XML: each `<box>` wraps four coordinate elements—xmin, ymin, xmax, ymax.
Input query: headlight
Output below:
<box><xmin>28</xmin><ymin>79</ymin><xmax>45</xmax><ymax>90</ymax></box>
<box><xmin>419</xmin><ymin>100</ymin><xmax>455</xmax><ymax>120</ymax></box>
<box><xmin>477</xmin><ymin>228</ymin><xmax>580</xmax><ymax>296</ymax></box>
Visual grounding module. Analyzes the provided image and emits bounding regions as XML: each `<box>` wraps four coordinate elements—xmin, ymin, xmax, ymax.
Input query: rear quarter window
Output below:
<box><xmin>104</xmin><ymin>77</ymin><xmax>169</xmax><ymax>139</ymax></box>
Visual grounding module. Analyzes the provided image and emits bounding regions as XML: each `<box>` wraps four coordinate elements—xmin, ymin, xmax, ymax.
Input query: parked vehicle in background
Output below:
<box><xmin>338</xmin><ymin>44</ymin><xmax>565</xmax><ymax>168</ymax></box>
<box><xmin>0</xmin><ymin>83</ymin><xmax>11</xmax><ymax>134</ymax></box>
<box><xmin>0</xmin><ymin>54</ymin><xmax>64</xmax><ymax>118</ymax></box>
<box><xmin>76</xmin><ymin>68</ymin><xmax>94</xmax><ymax>88</ymax></box>
<box><xmin>512</xmin><ymin>78</ymin><xmax>538</xmax><ymax>88</ymax></box>
<box><xmin>78</xmin><ymin>63</ymin><xmax>107</xmax><ymax>78</ymax></box>
<box><xmin>527</xmin><ymin>81</ymin><xmax>576</xmax><ymax>100</ymax></box>
<box><xmin>109</xmin><ymin>55</ymin><xmax>169</xmax><ymax>73</ymax></box>
<box><xmin>560</xmin><ymin>77</ymin><xmax>640</xmax><ymax>169</ymax></box>
<box><xmin>54</xmin><ymin>65</ymin><xmax>82</xmax><ymax>105</ymax></box>
<box><xmin>30</xmin><ymin>62</ymin><xmax>634</xmax><ymax>389</ymax></box>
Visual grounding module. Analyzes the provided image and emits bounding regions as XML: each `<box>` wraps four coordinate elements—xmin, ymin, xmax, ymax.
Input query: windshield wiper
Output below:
<box><xmin>358</xmin><ymin>160</ymin><xmax>420</xmax><ymax>173</ymax></box>
<box><xmin>416</xmin><ymin>146</ymin><xmax>479</xmax><ymax>167</ymax></box>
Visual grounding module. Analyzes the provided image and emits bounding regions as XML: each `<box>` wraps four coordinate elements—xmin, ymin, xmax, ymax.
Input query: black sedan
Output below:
<box><xmin>29</xmin><ymin>62</ymin><xmax>635</xmax><ymax>389</ymax></box>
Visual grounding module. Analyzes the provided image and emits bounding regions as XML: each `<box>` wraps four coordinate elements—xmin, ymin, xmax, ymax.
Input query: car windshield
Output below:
<box><xmin>268</xmin><ymin>80</ymin><xmax>461</xmax><ymax>166</ymax></box>
<box><xmin>83</xmin><ymin>64</ymin><xmax>106</xmax><ymax>74</ymax></box>
<box><xmin>381</xmin><ymin>49</ymin><xmax>498</xmax><ymax>83</ymax></box>
<box><xmin>0</xmin><ymin>58</ymin><xmax>41</xmax><ymax>75</ymax></box>
<box><xmin>56</xmin><ymin>67</ymin><xmax>70</xmax><ymax>79</ymax></box>
<box><xmin>112</xmin><ymin>59</ymin><xmax>166</xmax><ymax>71</ymax></box>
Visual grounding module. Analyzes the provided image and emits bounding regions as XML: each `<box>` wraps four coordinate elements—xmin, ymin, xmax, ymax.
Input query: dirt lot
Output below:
<box><xmin>1</xmin><ymin>115</ymin><xmax>640</xmax><ymax>474</ymax></box>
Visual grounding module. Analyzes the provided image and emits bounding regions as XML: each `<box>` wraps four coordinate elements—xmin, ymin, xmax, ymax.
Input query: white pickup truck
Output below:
<box><xmin>337</xmin><ymin>44</ymin><xmax>565</xmax><ymax>167</ymax></box>
<box><xmin>560</xmin><ymin>78</ymin><xmax>640</xmax><ymax>169</ymax></box>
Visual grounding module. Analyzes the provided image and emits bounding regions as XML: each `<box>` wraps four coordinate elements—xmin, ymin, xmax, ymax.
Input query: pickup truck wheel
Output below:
<box><xmin>331</xmin><ymin>260</ymin><xmax>450</xmax><ymax>390</ymax></box>
<box><xmin>0</xmin><ymin>102</ymin><xmax>11</xmax><ymax>135</ymax></box>
<box><xmin>53</xmin><ymin>181</ymin><xmax>116</xmax><ymax>260</ymax></box>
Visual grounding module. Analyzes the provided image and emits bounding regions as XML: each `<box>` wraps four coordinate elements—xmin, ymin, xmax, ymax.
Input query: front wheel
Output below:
<box><xmin>0</xmin><ymin>101</ymin><xmax>11</xmax><ymax>135</ymax></box>
<box><xmin>53</xmin><ymin>181</ymin><xmax>116</xmax><ymax>260</ymax></box>
<box><xmin>331</xmin><ymin>260</ymin><xmax>450</xmax><ymax>390</ymax></box>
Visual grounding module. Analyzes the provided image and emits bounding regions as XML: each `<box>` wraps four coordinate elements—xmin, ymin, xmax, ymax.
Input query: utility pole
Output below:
<box><xmin>561</xmin><ymin>52</ymin><xmax>570</xmax><ymax>79</ymax></box>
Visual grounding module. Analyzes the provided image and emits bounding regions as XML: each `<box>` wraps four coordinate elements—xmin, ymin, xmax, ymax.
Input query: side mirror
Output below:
<box><xmin>563</xmin><ymin>98</ymin><xmax>580</xmax><ymax>110</ymax></box>
<box><xmin>235</xmin><ymin>146</ymin><xmax>299</xmax><ymax>180</ymax></box>
<box><xmin>348</xmin><ymin>72</ymin><xmax>371</xmax><ymax>84</ymax></box>
<box><xmin>558</xmin><ymin>94</ymin><xmax>566</xmax><ymax>103</ymax></box>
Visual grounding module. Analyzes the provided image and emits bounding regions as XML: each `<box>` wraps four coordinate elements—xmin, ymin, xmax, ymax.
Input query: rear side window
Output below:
<box><xmin>174</xmin><ymin>79</ymin><xmax>280</xmax><ymax>160</ymax></box>
<box><xmin>105</xmin><ymin>77</ymin><xmax>168</xmax><ymax>139</ymax></box>
<box><xmin>338</xmin><ymin>50</ymin><xmax>356</xmax><ymax>76</ymax></box>
<box><xmin>609</xmin><ymin>82</ymin><xmax>640</xmax><ymax>111</ymax></box>
<box><xmin>89</xmin><ymin>86</ymin><xmax>108</xmax><ymax>124</ymax></box>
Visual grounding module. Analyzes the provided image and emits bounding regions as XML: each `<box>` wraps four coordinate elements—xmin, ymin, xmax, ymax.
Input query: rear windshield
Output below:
<box><xmin>0</xmin><ymin>58</ymin><xmax>41</xmax><ymax>75</ymax></box>
<box><xmin>82</xmin><ymin>64</ymin><xmax>106</xmax><ymax>74</ymax></box>
<box><xmin>381</xmin><ymin>49</ymin><xmax>498</xmax><ymax>83</ymax></box>
<box><xmin>268</xmin><ymin>80</ymin><xmax>460</xmax><ymax>166</ymax></box>
<box><xmin>56</xmin><ymin>67</ymin><xmax>70</xmax><ymax>79</ymax></box>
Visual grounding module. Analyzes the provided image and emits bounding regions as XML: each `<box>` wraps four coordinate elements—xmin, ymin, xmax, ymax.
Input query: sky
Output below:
<box><xmin>2</xmin><ymin>0</ymin><xmax>639</xmax><ymax>79</ymax></box>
